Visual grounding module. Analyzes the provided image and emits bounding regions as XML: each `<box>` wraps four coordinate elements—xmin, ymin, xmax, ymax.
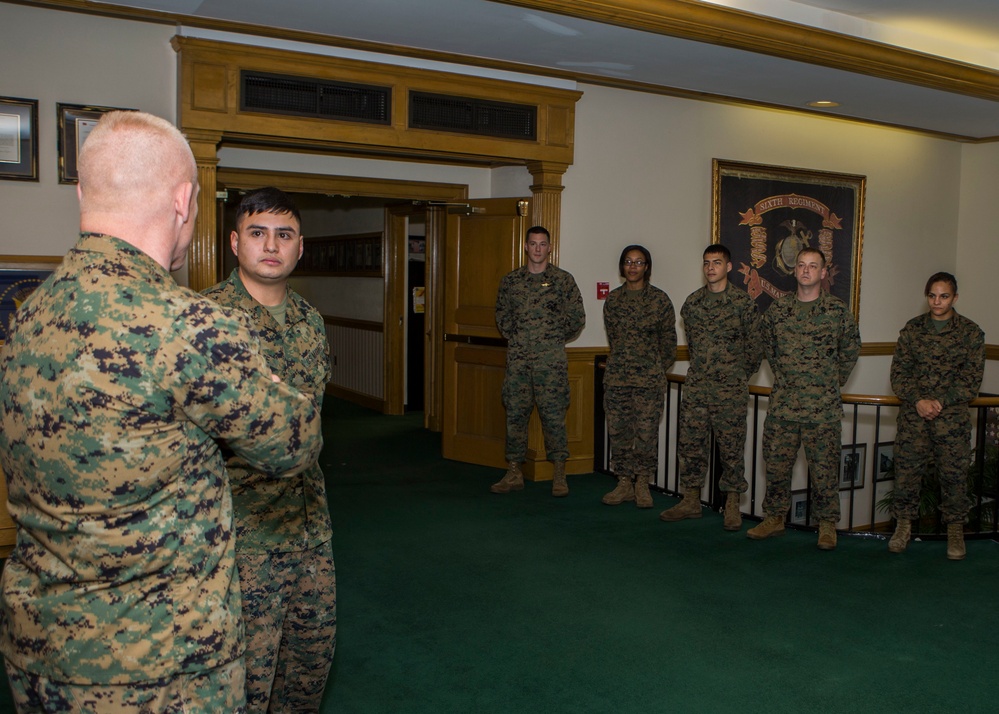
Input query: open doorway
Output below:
<box><xmin>406</xmin><ymin>213</ymin><xmax>426</xmax><ymax>412</ymax></box>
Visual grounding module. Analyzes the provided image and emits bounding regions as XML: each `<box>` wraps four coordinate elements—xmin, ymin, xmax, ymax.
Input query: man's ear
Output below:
<box><xmin>175</xmin><ymin>181</ymin><xmax>195</xmax><ymax>224</ymax></box>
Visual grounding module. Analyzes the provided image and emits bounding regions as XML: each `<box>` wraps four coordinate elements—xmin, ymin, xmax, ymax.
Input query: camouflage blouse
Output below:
<box><xmin>0</xmin><ymin>233</ymin><xmax>322</xmax><ymax>684</ymax></box>
<box><xmin>761</xmin><ymin>291</ymin><xmax>861</xmax><ymax>424</ymax></box>
<box><xmin>603</xmin><ymin>282</ymin><xmax>676</xmax><ymax>390</ymax></box>
<box><xmin>681</xmin><ymin>283</ymin><xmax>762</xmax><ymax>405</ymax></box>
<box><xmin>495</xmin><ymin>264</ymin><xmax>585</xmax><ymax>359</ymax></box>
<box><xmin>890</xmin><ymin>310</ymin><xmax>984</xmax><ymax>410</ymax></box>
<box><xmin>202</xmin><ymin>270</ymin><xmax>333</xmax><ymax>554</ymax></box>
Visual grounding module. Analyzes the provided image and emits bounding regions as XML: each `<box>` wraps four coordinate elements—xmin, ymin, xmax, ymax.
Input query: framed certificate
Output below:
<box><xmin>0</xmin><ymin>97</ymin><xmax>39</xmax><ymax>181</ymax></box>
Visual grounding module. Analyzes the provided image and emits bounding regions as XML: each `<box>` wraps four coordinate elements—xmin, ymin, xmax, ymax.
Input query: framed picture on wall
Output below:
<box><xmin>790</xmin><ymin>489</ymin><xmax>810</xmax><ymax>526</ymax></box>
<box><xmin>0</xmin><ymin>256</ymin><xmax>62</xmax><ymax>344</ymax></box>
<box><xmin>839</xmin><ymin>444</ymin><xmax>867</xmax><ymax>490</ymax></box>
<box><xmin>875</xmin><ymin>442</ymin><xmax>895</xmax><ymax>481</ymax></box>
<box><xmin>0</xmin><ymin>96</ymin><xmax>39</xmax><ymax>181</ymax></box>
<box><xmin>712</xmin><ymin>159</ymin><xmax>866</xmax><ymax>321</ymax></box>
<box><xmin>58</xmin><ymin>103</ymin><xmax>135</xmax><ymax>184</ymax></box>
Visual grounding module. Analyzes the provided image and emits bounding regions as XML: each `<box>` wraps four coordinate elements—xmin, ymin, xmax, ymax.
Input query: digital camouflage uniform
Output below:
<box><xmin>760</xmin><ymin>292</ymin><xmax>860</xmax><ymax>520</ymax></box>
<box><xmin>496</xmin><ymin>264</ymin><xmax>585</xmax><ymax>463</ymax></box>
<box><xmin>890</xmin><ymin>310</ymin><xmax>984</xmax><ymax>525</ymax></box>
<box><xmin>603</xmin><ymin>283</ymin><xmax>676</xmax><ymax>480</ymax></box>
<box><xmin>5</xmin><ymin>657</ymin><xmax>244</xmax><ymax>714</ymax></box>
<box><xmin>0</xmin><ymin>234</ymin><xmax>323</xmax><ymax>710</ymax></box>
<box><xmin>678</xmin><ymin>284</ymin><xmax>762</xmax><ymax>493</ymax></box>
<box><xmin>203</xmin><ymin>269</ymin><xmax>336</xmax><ymax>713</ymax></box>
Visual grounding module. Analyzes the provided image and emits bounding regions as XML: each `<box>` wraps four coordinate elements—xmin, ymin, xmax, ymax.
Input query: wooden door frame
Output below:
<box><xmin>175</xmin><ymin>37</ymin><xmax>580</xmax><ymax>292</ymax></box>
<box><xmin>176</xmin><ymin>38</ymin><xmax>581</xmax><ymax>420</ymax></box>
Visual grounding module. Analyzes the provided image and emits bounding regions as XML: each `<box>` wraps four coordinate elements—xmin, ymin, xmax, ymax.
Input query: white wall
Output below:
<box><xmin>957</xmin><ymin>142</ymin><xmax>999</xmax><ymax>392</ymax></box>
<box><xmin>217</xmin><ymin>148</ymin><xmax>492</xmax><ymax>198</ymax></box>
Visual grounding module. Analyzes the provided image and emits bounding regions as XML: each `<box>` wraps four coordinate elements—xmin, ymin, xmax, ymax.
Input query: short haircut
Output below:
<box><xmin>704</xmin><ymin>244</ymin><xmax>731</xmax><ymax>262</ymax></box>
<box><xmin>796</xmin><ymin>247</ymin><xmax>826</xmax><ymax>268</ymax></box>
<box><xmin>235</xmin><ymin>187</ymin><xmax>301</xmax><ymax>228</ymax></box>
<box><xmin>618</xmin><ymin>244</ymin><xmax>653</xmax><ymax>279</ymax></box>
<box><xmin>925</xmin><ymin>271</ymin><xmax>958</xmax><ymax>295</ymax></box>
<box><xmin>78</xmin><ymin>111</ymin><xmax>195</xmax><ymax>213</ymax></box>
<box><xmin>525</xmin><ymin>226</ymin><xmax>550</xmax><ymax>241</ymax></box>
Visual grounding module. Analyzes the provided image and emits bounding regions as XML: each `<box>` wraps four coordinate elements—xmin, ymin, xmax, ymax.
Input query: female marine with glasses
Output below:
<box><xmin>601</xmin><ymin>244</ymin><xmax>676</xmax><ymax>508</ymax></box>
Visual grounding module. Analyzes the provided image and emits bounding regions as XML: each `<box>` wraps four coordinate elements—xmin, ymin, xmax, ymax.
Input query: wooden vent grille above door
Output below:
<box><xmin>240</xmin><ymin>71</ymin><xmax>391</xmax><ymax>124</ymax></box>
<box><xmin>409</xmin><ymin>91</ymin><xmax>536</xmax><ymax>140</ymax></box>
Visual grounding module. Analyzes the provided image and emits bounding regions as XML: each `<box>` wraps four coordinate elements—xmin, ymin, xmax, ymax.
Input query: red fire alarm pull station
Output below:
<box><xmin>597</xmin><ymin>282</ymin><xmax>610</xmax><ymax>300</ymax></box>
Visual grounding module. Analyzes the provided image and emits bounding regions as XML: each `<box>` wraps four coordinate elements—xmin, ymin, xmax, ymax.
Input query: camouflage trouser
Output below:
<box><xmin>677</xmin><ymin>401</ymin><xmax>749</xmax><ymax>493</ymax></box>
<box><xmin>238</xmin><ymin>540</ymin><xmax>337</xmax><ymax>714</ymax></box>
<box><xmin>892</xmin><ymin>406</ymin><xmax>972</xmax><ymax>524</ymax></box>
<box><xmin>762</xmin><ymin>417</ymin><xmax>841</xmax><ymax>521</ymax></box>
<box><xmin>604</xmin><ymin>386</ymin><xmax>664</xmax><ymax>480</ymax></box>
<box><xmin>5</xmin><ymin>656</ymin><xmax>245</xmax><ymax>714</ymax></box>
<box><xmin>503</xmin><ymin>352</ymin><xmax>570</xmax><ymax>463</ymax></box>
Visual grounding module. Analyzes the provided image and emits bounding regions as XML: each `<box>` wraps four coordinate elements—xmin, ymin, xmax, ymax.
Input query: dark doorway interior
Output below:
<box><xmin>406</xmin><ymin>239</ymin><xmax>426</xmax><ymax>412</ymax></box>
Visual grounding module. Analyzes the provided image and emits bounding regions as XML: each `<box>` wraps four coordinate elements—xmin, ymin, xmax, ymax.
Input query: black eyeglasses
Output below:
<box><xmin>624</xmin><ymin>259</ymin><xmax>647</xmax><ymax>267</ymax></box>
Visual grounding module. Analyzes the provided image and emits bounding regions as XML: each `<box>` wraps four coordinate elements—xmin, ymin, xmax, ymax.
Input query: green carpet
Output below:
<box><xmin>3</xmin><ymin>400</ymin><xmax>998</xmax><ymax>712</ymax></box>
<box><xmin>321</xmin><ymin>401</ymin><xmax>999</xmax><ymax>713</ymax></box>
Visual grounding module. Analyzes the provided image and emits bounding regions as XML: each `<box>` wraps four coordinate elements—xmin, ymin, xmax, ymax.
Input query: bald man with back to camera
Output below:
<box><xmin>0</xmin><ymin>111</ymin><xmax>323</xmax><ymax>713</ymax></box>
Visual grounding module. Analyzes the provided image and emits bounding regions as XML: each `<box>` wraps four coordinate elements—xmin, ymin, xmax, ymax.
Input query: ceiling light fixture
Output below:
<box><xmin>807</xmin><ymin>100</ymin><xmax>841</xmax><ymax>108</ymax></box>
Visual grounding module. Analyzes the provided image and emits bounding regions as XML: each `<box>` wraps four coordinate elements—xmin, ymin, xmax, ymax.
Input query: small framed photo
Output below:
<box><xmin>839</xmin><ymin>444</ymin><xmax>866</xmax><ymax>490</ymax></box>
<box><xmin>875</xmin><ymin>442</ymin><xmax>895</xmax><ymax>482</ymax></box>
<box><xmin>58</xmin><ymin>103</ymin><xmax>133</xmax><ymax>184</ymax></box>
<box><xmin>790</xmin><ymin>489</ymin><xmax>810</xmax><ymax>526</ymax></box>
<box><xmin>0</xmin><ymin>96</ymin><xmax>38</xmax><ymax>181</ymax></box>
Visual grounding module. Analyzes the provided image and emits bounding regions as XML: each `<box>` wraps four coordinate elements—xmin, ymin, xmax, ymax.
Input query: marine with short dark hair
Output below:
<box><xmin>660</xmin><ymin>244</ymin><xmax>762</xmax><ymax>529</ymax></box>
<box><xmin>887</xmin><ymin>271</ymin><xmax>984</xmax><ymax>560</ymax></box>
<box><xmin>203</xmin><ymin>186</ymin><xmax>336</xmax><ymax>710</ymax></box>
<box><xmin>600</xmin><ymin>244</ymin><xmax>676</xmax><ymax>509</ymax></box>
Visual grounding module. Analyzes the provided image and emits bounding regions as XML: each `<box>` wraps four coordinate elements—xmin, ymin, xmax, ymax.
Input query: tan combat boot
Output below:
<box><xmin>817</xmin><ymin>520</ymin><xmax>837</xmax><ymax>550</ymax></box>
<box><xmin>946</xmin><ymin>523</ymin><xmax>966</xmax><ymax>561</ymax></box>
<box><xmin>659</xmin><ymin>488</ymin><xmax>701</xmax><ymax>521</ymax></box>
<box><xmin>551</xmin><ymin>461</ymin><xmax>569</xmax><ymax>498</ymax></box>
<box><xmin>723</xmin><ymin>492</ymin><xmax>742</xmax><ymax>531</ymax></box>
<box><xmin>490</xmin><ymin>461</ymin><xmax>524</xmax><ymax>494</ymax></box>
<box><xmin>888</xmin><ymin>518</ymin><xmax>911</xmax><ymax>554</ymax></box>
<box><xmin>746</xmin><ymin>514</ymin><xmax>785</xmax><ymax>540</ymax></box>
<box><xmin>634</xmin><ymin>475</ymin><xmax>654</xmax><ymax>509</ymax></box>
<box><xmin>602</xmin><ymin>477</ymin><xmax>635</xmax><ymax>506</ymax></box>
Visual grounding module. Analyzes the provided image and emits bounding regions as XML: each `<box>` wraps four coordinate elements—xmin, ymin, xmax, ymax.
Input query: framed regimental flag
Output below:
<box><xmin>712</xmin><ymin>159</ymin><xmax>866</xmax><ymax>322</ymax></box>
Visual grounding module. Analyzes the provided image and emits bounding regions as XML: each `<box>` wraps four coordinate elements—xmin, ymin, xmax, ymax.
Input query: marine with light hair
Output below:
<box><xmin>0</xmin><ymin>111</ymin><xmax>323</xmax><ymax>713</ymax></box>
<box><xmin>747</xmin><ymin>247</ymin><xmax>860</xmax><ymax>550</ymax></box>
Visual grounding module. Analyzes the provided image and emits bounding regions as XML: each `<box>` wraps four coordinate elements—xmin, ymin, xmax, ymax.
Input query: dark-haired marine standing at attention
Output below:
<box><xmin>491</xmin><ymin>226</ymin><xmax>585</xmax><ymax>497</ymax></box>
<box><xmin>203</xmin><ymin>187</ymin><xmax>336</xmax><ymax>711</ymax></box>
<box><xmin>660</xmin><ymin>244</ymin><xmax>762</xmax><ymax>530</ymax></box>
<box><xmin>600</xmin><ymin>244</ymin><xmax>676</xmax><ymax>509</ymax></box>
<box><xmin>887</xmin><ymin>271</ymin><xmax>984</xmax><ymax>560</ymax></box>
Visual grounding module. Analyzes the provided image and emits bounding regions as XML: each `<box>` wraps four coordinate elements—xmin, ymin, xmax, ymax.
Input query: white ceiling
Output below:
<box><xmin>66</xmin><ymin>0</ymin><xmax>999</xmax><ymax>140</ymax></box>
